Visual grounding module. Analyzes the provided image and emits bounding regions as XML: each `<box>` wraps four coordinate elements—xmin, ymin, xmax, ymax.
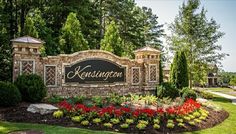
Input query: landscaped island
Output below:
<box><xmin>0</xmin><ymin>93</ymin><xmax>228</xmax><ymax>134</ymax></box>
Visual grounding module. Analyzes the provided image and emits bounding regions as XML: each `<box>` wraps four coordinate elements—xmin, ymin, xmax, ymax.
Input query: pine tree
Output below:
<box><xmin>170</xmin><ymin>51</ymin><xmax>189</xmax><ymax>89</ymax></box>
<box><xmin>100</xmin><ymin>21</ymin><xmax>123</xmax><ymax>56</ymax></box>
<box><xmin>170</xmin><ymin>51</ymin><xmax>179</xmax><ymax>87</ymax></box>
<box><xmin>177</xmin><ymin>51</ymin><xmax>189</xmax><ymax>88</ymax></box>
<box><xmin>59</xmin><ymin>12</ymin><xmax>89</xmax><ymax>54</ymax></box>
<box><xmin>159</xmin><ymin>57</ymin><xmax>163</xmax><ymax>84</ymax></box>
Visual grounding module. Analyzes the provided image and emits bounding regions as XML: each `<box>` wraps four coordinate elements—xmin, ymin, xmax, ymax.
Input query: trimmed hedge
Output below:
<box><xmin>15</xmin><ymin>74</ymin><xmax>46</xmax><ymax>102</ymax></box>
<box><xmin>0</xmin><ymin>81</ymin><xmax>21</xmax><ymax>106</ymax></box>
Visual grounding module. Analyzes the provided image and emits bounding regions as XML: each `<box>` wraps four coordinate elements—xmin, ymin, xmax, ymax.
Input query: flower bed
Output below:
<box><xmin>53</xmin><ymin>98</ymin><xmax>208</xmax><ymax>131</ymax></box>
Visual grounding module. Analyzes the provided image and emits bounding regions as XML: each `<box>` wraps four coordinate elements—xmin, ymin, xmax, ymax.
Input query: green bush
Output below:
<box><xmin>0</xmin><ymin>81</ymin><xmax>21</xmax><ymax>106</ymax></box>
<box><xmin>15</xmin><ymin>74</ymin><xmax>46</xmax><ymax>102</ymax></box>
<box><xmin>197</xmin><ymin>90</ymin><xmax>213</xmax><ymax>99</ymax></box>
<box><xmin>182</xmin><ymin>87</ymin><xmax>197</xmax><ymax>100</ymax></box>
<box><xmin>156</xmin><ymin>82</ymin><xmax>179</xmax><ymax>99</ymax></box>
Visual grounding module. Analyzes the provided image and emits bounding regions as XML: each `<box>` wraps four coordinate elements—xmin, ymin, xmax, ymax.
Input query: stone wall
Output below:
<box><xmin>12</xmin><ymin>36</ymin><xmax>160</xmax><ymax>97</ymax></box>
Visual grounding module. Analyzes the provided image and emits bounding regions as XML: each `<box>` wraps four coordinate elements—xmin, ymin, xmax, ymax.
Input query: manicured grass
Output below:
<box><xmin>1</xmin><ymin>95</ymin><xmax>236</xmax><ymax>134</ymax></box>
<box><xmin>184</xmin><ymin>95</ymin><xmax>236</xmax><ymax>134</ymax></box>
<box><xmin>207</xmin><ymin>87</ymin><xmax>236</xmax><ymax>97</ymax></box>
<box><xmin>0</xmin><ymin>122</ymin><xmax>116</xmax><ymax>134</ymax></box>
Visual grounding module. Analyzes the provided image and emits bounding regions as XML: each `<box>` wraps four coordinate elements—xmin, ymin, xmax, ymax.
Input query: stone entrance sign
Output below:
<box><xmin>12</xmin><ymin>36</ymin><xmax>161</xmax><ymax>97</ymax></box>
<box><xmin>64</xmin><ymin>58</ymin><xmax>126</xmax><ymax>84</ymax></box>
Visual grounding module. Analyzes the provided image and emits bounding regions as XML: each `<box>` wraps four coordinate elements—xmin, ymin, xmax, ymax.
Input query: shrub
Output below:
<box><xmin>156</xmin><ymin>82</ymin><xmax>180</xmax><ymax>99</ymax></box>
<box><xmin>153</xmin><ymin>124</ymin><xmax>160</xmax><ymax>129</ymax></box>
<box><xmin>182</xmin><ymin>87</ymin><xmax>197</xmax><ymax>100</ymax></box>
<box><xmin>103</xmin><ymin>123</ymin><xmax>113</xmax><ymax>128</ymax></box>
<box><xmin>15</xmin><ymin>74</ymin><xmax>46</xmax><ymax>102</ymax></box>
<box><xmin>53</xmin><ymin>110</ymin><xmax>63</xmax><ymax>118</ymax></box>
<box><xmin>81</xmin><ymin>120</ymin><xmax>89</xmax><ymax>126</ymax></box>
<box><xmin>120</xmin><ymin>123</ymin><xmax>129</xmax><ymax>129</ymax></box>
<box><xmin>0</xmin><ymin>81</ymin><xmax>21</xmax><ymax>106</ymax></box>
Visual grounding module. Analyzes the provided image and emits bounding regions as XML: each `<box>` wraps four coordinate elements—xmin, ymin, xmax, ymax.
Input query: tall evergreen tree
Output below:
<box><xmin>177</xmin><ymin>51</ymin><xmax>189</xmax><ymax>88</ymax></box>
<box><xmin>159</xmin><ymin>57</ymin><xmax>164</xmax><ymax>84</ymax></box>
<box><xmin>170</xmin><ymin>51</ymin><xmax>179</xmax><ymax>87</ymax></box>
<box><xmin>59</xmin><ymin>12</ymin><xmax>89</xmax><ymax>54</ymax></box>
<box><xmin>170</xmin><ymin>51</ymin><xmax>189</xmax><ymax>89</ymax></box>
<box><xmin>168</xmin><ymin>0</ymin><xmax>227</xmax><ymax>87</ymax></box>
<box><xmin>100</xmin><ymin>21</ymin><xmax>123</xmax><ymax>56</ymax></box>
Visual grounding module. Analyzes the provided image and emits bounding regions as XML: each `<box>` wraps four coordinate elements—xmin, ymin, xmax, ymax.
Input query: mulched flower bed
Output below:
<box><xmin>0</xmin><ymin>102</ymin><xmax>229</xmax><ymax>134</ymax></box>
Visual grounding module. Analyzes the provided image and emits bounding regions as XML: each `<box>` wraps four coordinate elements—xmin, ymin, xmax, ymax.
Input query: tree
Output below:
<box><xmin>229</xmin><ymin>77</ymin><xmax>236</xmax><ymax>86</ymax></box>
<box><xmin>59</xmin><ymin>12</ymin><xmax>89</xmax><ymax>54</ymax></box>
<box><xmin>24</xmin><ymin>14</ymin><xmax>38</xmax><ymax>38</ymax></box>
<box><xmin>168</xmin><ymin>0</ymin><xmax>227</xmax><ymax>87</ymax></box>
<box><xmin>170</xmin><ymin>51</ymin><xmax>189</xmax><ymax>89</ymax></box>
<box><xmin>170</xmin><ymin>51</ymin><xmax>178</xmax><ymax>87</ymax></box>
<box><xmin>159</xmin><ymin>57</ymin><xmax>164</xmax><ymax>84</ymax></box>
<box><xmin>177</xmin><ymin>51</ymin><xmax>189</xmax><ymax>88</ymax></box>
<box><xmin>100</xmin><ymin>21</ymin><xmax>123</xmax><ymax>56</ymax></box>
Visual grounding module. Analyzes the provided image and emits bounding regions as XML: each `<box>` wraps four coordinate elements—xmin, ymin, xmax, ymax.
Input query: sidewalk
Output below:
<box><xmin>206</xmin><ymin>90</ymin><xmax>236</xmax><ymax>105</ymax></box>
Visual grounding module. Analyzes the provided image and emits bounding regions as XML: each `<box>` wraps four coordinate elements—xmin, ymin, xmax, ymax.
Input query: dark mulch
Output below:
<box><xmin>0</xmin><ymin>103</ymin><xmax>229</xmax><ymax>134</ymax></box>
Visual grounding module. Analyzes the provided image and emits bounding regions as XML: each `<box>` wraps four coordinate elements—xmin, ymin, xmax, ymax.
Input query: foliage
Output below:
<box><xmin>181</xmin><ymin>87</ymin><xmax>197</xmax><ymax>100</ymax></box>
<box><xmin>120</xmin><ymin>123</ymin><xmax>129</xmax><ymax>129</ymax></box>
<box><xmin>136</xmin><ymin>123</ymin><xmax>147</xmax><ymax>130</ymax></box>
<box><xmin>170</xmin><ymin>51</ymin><xmax>189</xmax><ymax>89</ymax></box>
<box><xmin>167</xmin><ymin>0</ymin><xmax>227</xmax><ymax>87</ymax></box>
<box><xmin>103</xmin><ymin>123</ymin><xmax>113</xmax><ymax>128</ymax></box>
<box><xmin>47</xmin><ymin>95</ymin><xmax>64</xmax><ymax>104</ymax></box>
<box><xmin>92</xmin><ymin>118</ymin><xmax>102</xmax><ymax>124</ymax></box>
<box><xmin>229</xmin><ymin>77</ymin><xmax>236</xmax><ymax>86</ymax></box>
<box><xmin>100</xmin><ymin>21</ymin><xmax>123</xmax><ymax>56</ymax></box>
<box><xmin>153</xmin><ymin>124</ymin><xmax>160</xmax><ymax>129</ymax></box>
<box><xmin>125</xmin><ymin>119</ymin><xmax>134</xmax><ymax>124</ymax></box>
<box><xmin>81</xmin><ymin>120</ymin><xmax>89</xmax><ymax>126</ymax></box>
<box><xmin>53</xmin><ymin>110</ymin><xmax>63</xmax><ymax>118</ymax></box>
<box><xmin>196</xmin><ymin>90</ymin><xmax>213</xmax><ymax>99</ymax></box>
<box><xmin>159</xmin><ymin>58</ymin><xmax>164</xmax><ymax>84</ymax></box>
<box><xmin>59</xmin><ymin>12</ymin><xmax>88</xmax><ymax>54</ymax></box>
<box><xmin>14</xmin><ymin>74</ymin><xmax>46</xmax><ymax>102</ymax></box>
<box><xmin>110</xmin><ymin>118</ymin><xmax>120</xmax><ymax>124</ymax></box>
<box><xmin>92</xmin><ymin>96</ymin><xmax>103</xmax><ymax>107</ymax></box>
<box><xmin>0</xmin><ymin>81</ymin><xmax>21</xmax><ymax>107</ymax></box>
<box><xmin>156</xmin><ymin>82</ymin><xmax>180</xmax><ymax>99</ymax></box>
<box><xmin>219</xmin><ymin>71</ymin><xmax>236</xmax><ymax>85</ymax></box>
<box><xmin>71</xmin><ymin>116</ymin><xmax>84</xmax><ymax>123</ymax></box>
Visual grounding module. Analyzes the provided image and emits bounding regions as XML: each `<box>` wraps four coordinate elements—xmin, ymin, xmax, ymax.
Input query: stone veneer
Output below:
<box><xmin>12</xmin><ymin>36</ymin><xmax>161</xmax><ymax>97</ymax></box>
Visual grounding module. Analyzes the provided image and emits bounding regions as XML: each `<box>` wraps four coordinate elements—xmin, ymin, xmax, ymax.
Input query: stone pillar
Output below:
<box><xmin>11</xmin><ymin>36</ymin><xmax>44</xmax><ymax>81</ymax></box>
<box><xmin>134</xmin><ymin>46</ymin><xmax>161</xmax><ymax>92</ymax></box>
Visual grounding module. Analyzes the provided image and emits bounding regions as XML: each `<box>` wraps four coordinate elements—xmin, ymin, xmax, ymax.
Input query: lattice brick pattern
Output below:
<box><xmin>45</xmin><ymin>66</ymin><xmax>56</xmax><ymax>86</ymax></box>
<box><xmin>150</xmin><ymin>65</ymin><xmax>157</xmax><ymax>81</ymax></box>
<box><xmin>132</xmin><ymin>68</ymin><xmax>140</xmax><ymax>84</ymax></box>
<box><xmin>21</xmin><ymin>60</ymin><xmax>34</xmax><ymax>74</ymax></box>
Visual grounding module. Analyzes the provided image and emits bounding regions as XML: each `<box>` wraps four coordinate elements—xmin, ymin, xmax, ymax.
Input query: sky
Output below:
<box><xmin>135</xmin><ymin>0</ymin><xmax>236</xmax><ymax>72</ymax></box>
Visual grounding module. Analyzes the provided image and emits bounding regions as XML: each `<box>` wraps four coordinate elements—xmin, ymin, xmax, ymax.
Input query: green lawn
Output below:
<box><xmin>0</xmin><ymin>122</ymin><xmax>115</xmax><ymax>134</ymax></box>
<box><xmin>206</xmin><ymin>87</ymin><xmax>236</xmax><ymax>97</ymax></box>
<box><xmin>184</xmin><ymin>96</ymin><xmax>236</xmax><ymax>134</ymax></box>
<box><xmin>1</xmin><ymin>95</ymin><xmax>236</xmax><ymax>134</ymax></box>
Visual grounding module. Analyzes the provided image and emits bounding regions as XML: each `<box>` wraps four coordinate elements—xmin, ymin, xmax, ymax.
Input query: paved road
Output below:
<box><xmin>206</xmin><ymin>90</ymin><xmax>236</xmax><ymax>105</ymax></box>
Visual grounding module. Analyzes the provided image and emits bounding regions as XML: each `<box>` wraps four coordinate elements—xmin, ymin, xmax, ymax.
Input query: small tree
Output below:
<box><xmin>170</xmin><ymin>51</ymin><xmax>189</xmax><ymax>89</ymax></box>
<box><xmin>177</xmin><ymin>51</ymin><xmax>189</xmax><ymax>88</ymax></box>
<box><xmin>100</xmin><ymin>21</ymin><xmax>123</xmax><ymax>56</ymax></box>
<box><xmin>60</xmin><ymin>12</ymin><xmax>88</xmax><ymax>54</ymax></box>
<box><xmin>159</xmin><ymin>57</ymin><xmax>163</xmax><ymax>84</ymax></box>
<box><xmin>170</xmin><ymin>51</ymin><xmax>179</xmax><ymax>86</ymax></box>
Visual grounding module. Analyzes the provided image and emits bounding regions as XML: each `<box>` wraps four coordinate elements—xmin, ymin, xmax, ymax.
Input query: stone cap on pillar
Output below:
<box><xmin>134</xmin><ymin>46</ymin><xmax>161</xmax><ymax>61</ymax></box>
<box><xmin>11</xmin><ymin>36</ymin><xmax>44</xmax><ymax>54</ymax></box>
